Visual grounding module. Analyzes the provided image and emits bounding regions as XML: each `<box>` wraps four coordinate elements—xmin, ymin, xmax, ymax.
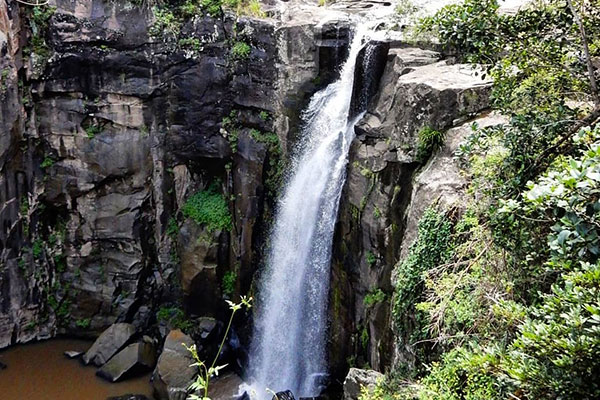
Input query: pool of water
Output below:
<box><xmin>0</xmin><ymin>338</ymin><xmax>155</xmax><ymax>400</ymax></box>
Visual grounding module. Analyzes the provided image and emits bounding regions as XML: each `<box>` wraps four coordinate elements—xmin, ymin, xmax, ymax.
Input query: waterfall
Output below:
<box><xmin>248</xmin><ymin>23</ymin><xmax>377</xmax><ymax>399</ymax></box>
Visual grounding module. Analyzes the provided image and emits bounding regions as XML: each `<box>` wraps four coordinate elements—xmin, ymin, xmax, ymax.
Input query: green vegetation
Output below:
<box><xmin>157</xmin><ymin>306</ymin><xmax>193</xmax><ymax>331</ymax></box>
<box><xmin>365</xmin><ymin>1</ymin><xmax>600</xmax><ymax>399</ymax></box>
<box><xmin>230</xmin><ymin>41</ymin><xmax>251</xmax><ymax>60</ymax></box>
<box><xmin>365</xmin><ymin>251</ymin><xmax>377</xmax><ymax>267</ymax></box>
<box><xmin>41</xmin><ymin>156</ymin><xmax>54</xmax><ymax>169</ymax></box>
<box><xmin>75</xmin><ymin>318</ymin><xmax>91</xmax><ymax>329</ymax></box>
<box><xmin>32</xmin><ymin>239</ymin><xmax>44</xmax><ymax>260</ymax></box>
<box><xmin>364</xmin><ymin>288</ymin><xmax>386</xmax><ymax>308</ymax></box>
<box><xmin>182</xmin><ymin>183</ymin><xmax>232</xmax><ymax>232</ymax></box>
<box><xmin>85</xmin><ymin>124</ymin><xmax>101</xmax><ymax>139</ymax></box>
<box><xmin>166</xmin><ymin>217</ymin><xmax>179</xmax><ymax>239</ymax></box>
<box><xmin>415</xmin><ymin>126</ymin><xmax>444</xmax><ymax>163</ymax></box>
<box><xmin>222</xmin><ymin>270</ymin><xmax>237</xmax><ymax>297</ymax></box>
<box><xmin>186</xmin><ymin>296</ymin><xmax>252</xmax><ymax>400</ymax></box>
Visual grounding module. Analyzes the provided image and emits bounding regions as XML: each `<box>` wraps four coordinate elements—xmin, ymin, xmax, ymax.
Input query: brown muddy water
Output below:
<box><xmin>0</xmin><ymin>338</ymin><xmax>155</xmax><ymax>400</ymax></box>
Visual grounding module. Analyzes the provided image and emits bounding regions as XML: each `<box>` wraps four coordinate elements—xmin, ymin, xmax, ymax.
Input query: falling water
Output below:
<box><xmin>248</xmin><ymin>23</ymin><xmax>378</xmax><ymax>399</ymax></box>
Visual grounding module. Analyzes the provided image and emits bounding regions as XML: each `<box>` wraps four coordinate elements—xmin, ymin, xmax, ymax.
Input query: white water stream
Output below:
<box><xmin>247</xmin><ymin>23</ymin><xmax>377</xmax><ymax>399</ymax></box>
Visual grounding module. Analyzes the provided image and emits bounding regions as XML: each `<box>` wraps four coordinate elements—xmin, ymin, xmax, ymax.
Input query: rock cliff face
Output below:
<box><xmin>0</xmin><ymin>0</ymin><xmax>341</xmax><ymax>347</ymax></box>
<box><xmin>0</xmin><ymin>0</ymin><xmax>496</xmax><ymax>390</ymax></box>
<box><xmin>329</xmin><ymin>47</ymin><xmax>493</xmax><ymax>374</ymax></box>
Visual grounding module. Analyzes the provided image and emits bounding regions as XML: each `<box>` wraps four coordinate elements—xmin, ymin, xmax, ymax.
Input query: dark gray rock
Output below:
<box><xmin>152</xmin><ymin>329</ymin><xmax>196</xmax><ymax>400</ymax></box>
<box><xmin>0</xmin><ymin>361</ymin><xmax>6</xmax><ymax>370</ymax></box>
<box><xmin>106</xmin><ymin>395</ymin><xmax>151</xmax><ymax>400</ymax></box>
<box><xmin>343</xmin><ymin>368</ymin><xmax>383</xmax><ymax>400</ymax></box>
<box><xmin>97</xmin><ymin>341</ymin><xmax>156</xmax><ymax>382</ymax></box>
<box><xmin>83</xmin><ymin>323</ymin><xmax>136</xmax><ymax>366</ymax></box>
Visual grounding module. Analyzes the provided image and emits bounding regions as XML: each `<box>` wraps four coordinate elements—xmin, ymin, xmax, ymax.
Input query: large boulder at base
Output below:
<box><xmin>152</xmin><ymin>329</ymin><xmax>196</xmax><ymax>400</ymax></box>
<box><xmin>343</xmin><ymin>368</ymin><xmax>384</xmax><ymax>400</ymax></box>
<box><xmin>107</xmin><ymin>396</ymin><xmax>151</xmax><ymax>400</ymax></box>
<box><xmin>97</xmin><ymin>341</ymin><xmax>156</xmax><ymax>382</ymax></box>
<box><xmin>83</xmin><ymin>323</ymin><xmax>137</xmax><ymax>366</ymax></box>
<box><xmin>208</xmin><ymin>373</ymin><xmax>244</xmax><ymax>400</ymax></box>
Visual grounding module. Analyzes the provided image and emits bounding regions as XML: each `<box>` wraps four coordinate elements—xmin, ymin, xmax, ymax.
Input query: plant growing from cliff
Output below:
<box><xmin>85</xmin><ymin>124</ymin><xmax>101</xmax><ymax>139</ymax></box>
<box><xmin>157</xmin><ymin>306</ymin><xmax>193</xmax><ymax>331</ymax></box>
<box><xmin>366</xmin><ymin>251</ymin><xmax>377</xmax><ymax>267</ymax></box>
<box><xmin>415</xmin><ymin>127</ymin><xmax>444</xmax><ymax>163</ymax></box>
<box><xmin>41</xmin><ymin>156</ymin><xmax>54</xmax><ymax>169</ymax></box>
<box><xmin>182</xmin><ymin>183</ymin><xmax>232</xmax><ymax>233</ymax></box>
<box><xmin>166</xmin><ymin>217</ymin><xmax>180</xmax><ymax>239</ymax></box>
<box><xmin>364</xmin><ymin>288</ymin><xmax>386</xmax><ymax>308</ymax></box>
<box><xmin>75</xmin><ymin>318</ymin><xmax>91</xmax><ymax>329</ymax></box>
<box><xmin>221</xmin><ymin>270</ymin><xmax>237</xmax><ymax>298</ymax></box>
<box><xmin>186</xmin><ymin>296</ymin><xmax>252</xmax><ymax>400</ymax></box>
<box><xmin>230</xmin><ymin>41</ymin><xmax>251</xmax><ymax>61</ymax></box>
<box><xmin>149</xmin><ymin>7</ymin><xmax>182</xmax><ymax>40</ymax></box>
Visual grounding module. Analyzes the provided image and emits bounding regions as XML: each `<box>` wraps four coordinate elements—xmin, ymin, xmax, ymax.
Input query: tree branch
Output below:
<box><xmin>566</xmin><ymin>0</ymin><xmax>600</xmax><ymax>106</ymax></box>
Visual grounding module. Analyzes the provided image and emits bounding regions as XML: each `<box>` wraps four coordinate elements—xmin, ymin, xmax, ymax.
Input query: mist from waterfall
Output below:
<box><xmin>247</xmin><ymin>23</ymin><xmax>376</xmax><ymax>399</ymax></box>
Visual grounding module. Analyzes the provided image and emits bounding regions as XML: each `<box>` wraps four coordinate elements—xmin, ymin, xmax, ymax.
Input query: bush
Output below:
<box><xmin>230</xmin><ymin>41</ymin><xmax>251</xmax><ymax>60</ymax></box>
<box><xmin>364</xmin><ymin>289</ymin><xmax>386</xmax><ymax>308</ymax></box>
<box><xmin>416</xmin><ymin>127</ymin><xmax>444</xmax><ymax>163</ymax></box>
<box><xmin>182</xmin><ymin>183</ymin><xmax>232</xmax><ymax>232</ymax></box>
<box><xmin>222</xmin><ymin>270</ymin><xmax>236</xmax><ymax>297</ymax></box>
<box><xmin>156</xmin><ymin>306</ymin><xmax>192</xmax><ymax>331</ymax></box>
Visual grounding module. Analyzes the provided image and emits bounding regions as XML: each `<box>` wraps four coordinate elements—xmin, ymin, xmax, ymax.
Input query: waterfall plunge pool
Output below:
<box><xmin>0</xmin><ymin>339</ymin><xmax>154</xmax><ymax>399</ymax></box>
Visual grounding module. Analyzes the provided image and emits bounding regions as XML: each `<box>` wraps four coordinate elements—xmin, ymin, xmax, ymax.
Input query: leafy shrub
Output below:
<box><xmin>182</xmin><ymin>183</ymin><xmax>232</xmax><ymax>232</ymax></box>
<box><xmin>364</xmin><ymin>289</ymin><xmax>386</xmax><ymax>308</ymax></box>
<box><xmin>366</xmin><ymin>251</ymin><xmax>377</xmax><ymax>267</ymax></box>
<box><xmin>166</xmin><ymin>217</ymin><xmax>179</xmax><ymax>239</ymax></box>
<box><xmin>201</xmin><ymin>0</ymin><xmax>223</xmax><ymax>18</ymax></box>
<box><xmin>32</xmin><ymin>239</ymin><xmax>44</xmax><ymax>259</ymax></box>
<box><xmin>75</xmin><ymin>318</ymin><xmax>91</xmax><ymax>329</ymax></box>
<box><xmin>416</xmin><ymin>127</ymin><xmax>444</xmax><ymax>163</ymax></box>
<box><xmin>41</xmin><ymin>156</ymin><xmax>54</xmax><ymax>169</ymax></box>
<box><xmin>222</xmin><ymin>270</ymin><xmax>236</xmax><ymax>297</ymax></box>
<box><xmin>156</xmin><ymin>306</ymin><xmax>192</xmax><ymax>331</ymax></box>
<box><xmin>230</xmin><ymin>41</ymin><xmax>251</xmax><ymax>60</ymax></box>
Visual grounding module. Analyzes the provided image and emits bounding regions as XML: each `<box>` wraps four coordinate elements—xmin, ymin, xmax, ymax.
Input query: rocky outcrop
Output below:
<box><xmin>152</xmin><ymin>329</ymin><xmax>196</xmax><ymax>400</ymax></box>
<box><xmin>343</xmin><ymin>368</ymin><xmax>384</xmax><ymax>400</ymax></box>
<box><xmin>83</xmin><ymin>322</ymin><xmax>136</xmax><ymax>366</ymax></box>
<box><xmin>330</xmin><ymin>46</ymin><xmax>493</xmax><ymax>374</ymax></box>
<box><xmin>0</xmin><ymin>0</ymin><xmax>337</xmax><ymax>349</ymax></box>
<box><xmin>97</xmin><ymin>340</ymin><xmax>156</xmax><ymax>382</ymax></box>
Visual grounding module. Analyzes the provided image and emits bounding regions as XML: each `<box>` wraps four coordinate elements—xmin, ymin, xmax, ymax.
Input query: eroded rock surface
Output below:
<box><xmin>330</xmin><ymin>46</ymin><xmax>493</xmax><ymax>373</ymax></box>
<box><xmin>83</xmin><ymin>322</ymin><xmax>136</xmax><ymax>366</ymax></box>
<box><xmin>97</xmin><ymin>340</ymin><xmax>156</xmax><ymax>382</ymax></box>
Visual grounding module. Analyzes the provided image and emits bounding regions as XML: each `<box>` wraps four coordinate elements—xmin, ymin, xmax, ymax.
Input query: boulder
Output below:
<box><xmin>343</xmin><ymin>368</ymin><xmax>384</xmax><ymax>400</ymax></box>
<box><xmin>97</xmin><ymin>341</ymin><xmax>156</xmax><ymax>382</ymax></box>
<box><xmin>106</xmin><ymin>396</ymin><xmax>151</xmax><ymax>400</ymax></box>
<box><xmin>152</xmin><ymin>329</ymin><xmax>196</xmax><ymax>400</ymax></box>
<box><xmin>83</xmin><ymin>323</ymin><xmax>136</xmax><ymax>366</ymax></box>
<box><xmin>208</xmin><ymin>373</ymin><xmax>244</xmax><ymax>400</ymax></box>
